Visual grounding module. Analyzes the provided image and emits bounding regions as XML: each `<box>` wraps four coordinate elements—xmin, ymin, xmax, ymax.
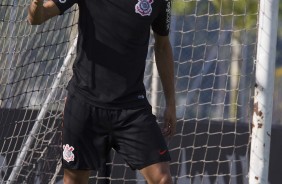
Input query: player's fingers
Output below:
<box><xmin>162</xmin><ymin>119</ymin><xmax>174</xmax><ymax>137</ymax></box>
<box><xmin>162</xmin><ymin>126</ymin><xmax>171</xmax><ymax>133</ymax></box>
<box><xmin>167</xmin><ymin>120</ymin><xmax>176</xmax><ymax>137</ymax></box>
<box><xmin>161</xmin><ymin>123</ymin><xmax>170</xmax><ymax>135</ymax></box>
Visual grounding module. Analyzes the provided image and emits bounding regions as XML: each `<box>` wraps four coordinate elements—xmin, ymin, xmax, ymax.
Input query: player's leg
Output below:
<box><xmin>62</xmin><ymin>94</ymin><xmax>112</xmax><ymax>183</ymax></box>
<box><xmin>64</xmin><ymin>169</ymin><xmax>90</xmax><ymax>184</ymax></box>
<box><xmin>112</xmin><ymin>106</ymin><xmax>172</xmax><ymax>183</ymax></box>
<box><xmin>140</xmin><ymin>162</ymin><xmax>173</xmax><ymax>184</ymax></box>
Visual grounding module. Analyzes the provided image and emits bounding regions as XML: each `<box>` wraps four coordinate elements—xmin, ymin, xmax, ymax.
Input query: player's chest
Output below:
<box><xmin>81</xmin><ymin>0</ymin><xmax>162</xmax><ymax>18</ymax></box>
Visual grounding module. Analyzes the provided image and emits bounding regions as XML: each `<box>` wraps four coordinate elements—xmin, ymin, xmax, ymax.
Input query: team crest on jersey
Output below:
<box><xmin>63</xmin><ymin>144</ymin><xmax>75</xmax><ymax>163</ymax></box>
<box><xmin>135</xmin><ymin>0</ymin><xmax>154</xmax><ymax>16</ymax></box>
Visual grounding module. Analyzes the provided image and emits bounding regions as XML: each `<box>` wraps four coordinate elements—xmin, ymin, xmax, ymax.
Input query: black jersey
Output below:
<box><xmin>53</xmin><ymin>0</ymin><xmax>171</xmax><ymax>109</ymax></box>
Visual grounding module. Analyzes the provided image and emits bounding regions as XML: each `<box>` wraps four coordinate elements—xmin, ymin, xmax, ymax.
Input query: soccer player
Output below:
<box><xmin>28</xmin><ymin>0</ymin><xmax>176</xmax><ymax>183</ymax></box>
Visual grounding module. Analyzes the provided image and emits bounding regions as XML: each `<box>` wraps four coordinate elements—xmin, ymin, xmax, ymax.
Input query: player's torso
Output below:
<box><xmin>77</xmin><ymin>0</ymin><xmax>163</xmax><ymax>51</ymax></box>
<box><xmin>70</xmin><ymin>0</ymin><xmax>167</xmax><ymax>107</ymax></box>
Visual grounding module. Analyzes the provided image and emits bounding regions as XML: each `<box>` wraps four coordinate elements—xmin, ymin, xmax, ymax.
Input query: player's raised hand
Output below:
<box><xmin>28</xmin><ymin>0</ymin><xmax>60</xmax><ymax>25</ymax></box>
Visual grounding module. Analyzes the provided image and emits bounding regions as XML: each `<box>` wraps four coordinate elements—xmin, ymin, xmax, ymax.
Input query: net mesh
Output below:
<box><xmin>0</xmin><ymin>0</ymin><xmax>259</xmax><ymax>183</ymax></box>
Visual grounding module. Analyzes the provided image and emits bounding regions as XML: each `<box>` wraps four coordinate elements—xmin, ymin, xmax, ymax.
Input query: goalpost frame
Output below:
<box><xmin>249</xmin><ymin>0</ymin><xmax>279</xmax><ymax>183</ymax></box>
<box><xmin>6</xmin><ymin>37</ymin><xmax>78</xmax><ymax>184</ymax></box>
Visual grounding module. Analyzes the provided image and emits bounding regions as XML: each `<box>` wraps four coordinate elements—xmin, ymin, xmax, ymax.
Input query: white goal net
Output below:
<box><xmin>0</xmin><ymin>0</ymin><xmax>270</xmax><ymax>183</ymax></box>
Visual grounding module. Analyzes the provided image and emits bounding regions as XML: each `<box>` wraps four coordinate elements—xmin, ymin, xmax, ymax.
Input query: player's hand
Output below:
<box><xmin>32</xmin><ymin>0</ymin><xmax>44</xmax><ymax>5</ymax></box>
<box><xmin>162</xmin><ymin>105</ymin><xmax>176</xmax><ymax>139</ymax></box>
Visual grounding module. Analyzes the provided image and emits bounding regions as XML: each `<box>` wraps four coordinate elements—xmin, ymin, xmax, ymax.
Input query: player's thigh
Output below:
<box><xmin>64</xmin><ymin>169</ymin><xmax>90</xmax><ymax>184</ymax></box>
<box><xmin>140</xmin><ymin>162</ymin><xmax>173</xmax><ymax>184</ymax></box>
<box><xmin>63</xmin><ymin>93</ymin><xmax>111</xmax><ymax>170</ymax></box>
<box><xmin>113</xmin><ymin>107</ymin><xmax>170</xmax><ymax>170</ymax></box>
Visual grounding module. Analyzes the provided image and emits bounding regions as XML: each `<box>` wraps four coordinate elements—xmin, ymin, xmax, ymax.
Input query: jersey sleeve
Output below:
<box><xmin>151</xmin><ymin>0</ymin><xmax>171</xmax><ymax>36</ymax></box>
<box><xmin>52</xmin><ymin>0</ymin><xmax>77</xmax><ymax>15</ymax></box>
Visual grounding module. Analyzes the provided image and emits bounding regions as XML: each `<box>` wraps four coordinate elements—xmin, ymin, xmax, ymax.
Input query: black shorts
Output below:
<box><xmin>62</xmin><ymin>94</ymin><xmax>170</xmax><ymax>170</ymax></box>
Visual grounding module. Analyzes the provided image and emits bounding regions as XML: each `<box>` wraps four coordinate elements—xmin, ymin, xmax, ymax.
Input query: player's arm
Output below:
<box><xmin>154</xmin><ymin>33</ymin><xmax>176</xmax><ymax>138</ymax></box>
<box><xmin>28</xmin><ymin>0</ymin><xmax>60</xmax><ymax>25</ymax></box>
<box><xmin>152</xmin><ymin>0</ymin><xmax>176</xmax><ymax>138</ymax></box>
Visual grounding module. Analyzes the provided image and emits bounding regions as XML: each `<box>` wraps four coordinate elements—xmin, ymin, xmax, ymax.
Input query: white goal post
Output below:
<box><xmin>6</xmin><ymin>36</ymin><xmax>78</xmax><ymax>184</ymax></box>
<box><xmin>0</xmin><ymin>0</ymin><xmax>279</xmax><ymax>184</ymax></box>
<box><xmin>249</xmin><ymin>0</ymin><xmax>279</xmax><ymax>183</ymax></box>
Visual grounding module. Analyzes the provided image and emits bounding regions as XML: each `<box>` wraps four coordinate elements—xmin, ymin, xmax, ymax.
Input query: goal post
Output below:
<box><xmin>249</xmin><ymin>0</ymin><xmax>279</xmax><ymax>183</ymax></box>
<box><xmin>0</xmin><ymin>0</ymin><xmax>279</xmax><ymax>184</ymax></box>
<box><xmin>6</xmin><ymin>36</ymin><xmax>78</xmax><ymax>184</ymax></box>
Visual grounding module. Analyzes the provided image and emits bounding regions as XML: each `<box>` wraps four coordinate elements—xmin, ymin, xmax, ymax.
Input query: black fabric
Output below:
<box><xmin>53</xmin><ymin>0</ymin><xmax>78</xmax><ymax>15</ymax></box>
<box><xmin>152</xmin><ymin>0</ymin><xmax>171</xmax><ymax>36</ymax></box>
<box><xmin>62</xmin><ymin>94</ymin><xmax>170</xmax><ymax>170</ymax></box>
<box><xmin>52</xmin><ymin>0</ymin><xmax>171</xmax><ymax>108</ymax></box>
